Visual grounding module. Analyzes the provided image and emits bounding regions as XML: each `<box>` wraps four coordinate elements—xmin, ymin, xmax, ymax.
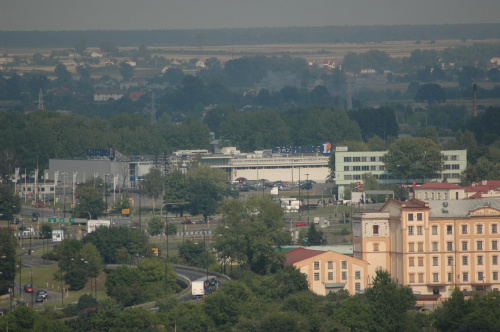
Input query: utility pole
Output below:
<box><xmin>306</xmin><ymin>174</ymin><xmax>310</xmax><ymax>225</ymax></box>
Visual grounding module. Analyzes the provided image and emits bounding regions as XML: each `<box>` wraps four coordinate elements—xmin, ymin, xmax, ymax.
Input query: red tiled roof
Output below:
<box><xmin>464</xmin><ymin>185</ymin><xmax>497</xmax><ymax>193</ymax></box>
<box><xmin>285</xmin><ymin>247</ymin><xmax>324</xmax><ymax>265</ymax></box>
<box><xmin>417</xmin><ymin>182</ymin><xmax>462</xmax><ymax>189</ymax></box>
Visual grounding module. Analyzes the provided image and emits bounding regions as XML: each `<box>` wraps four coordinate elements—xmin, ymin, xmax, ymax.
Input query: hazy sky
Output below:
<box><xmin>1</xmin><ymin>0</ymin><xmax>499</xmax><ymax>31</ymax></box>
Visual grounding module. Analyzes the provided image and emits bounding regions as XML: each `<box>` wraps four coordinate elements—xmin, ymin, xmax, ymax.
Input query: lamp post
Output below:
<box><xmin>60</xmin><ymin>265</ymin><xmax>64</xmax><ymax>308</ymax></box>
<box><xmin>305</xmin><ymin>174</ymin><xmax>310</xmax><ymax>225</ymax></box>
<box><xmin>30</xmin><ymin>269</ymin><xmax>34</xmax><ymax>307</ymax></box>
<box><xmin>160</xmin><ymin>203</ymin><xmax>169</xmax><ymax>261</ymax></box>
<box><xmin>203</xmin><ymin>229</ymin><xmax>208</xmax><ymax>281</ymax></box>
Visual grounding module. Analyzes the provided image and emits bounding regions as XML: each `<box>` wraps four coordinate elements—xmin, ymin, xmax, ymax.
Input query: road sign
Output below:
<box><xmin>59</xmin><ymin>218</ymin><xmax>65</xmax><ymax>223</ymax></box>
<box><xmin>69</xmin><ymin>218</ymin><xmax>75</xmax><ymax>223</ymax></box>
<box><xmin>49</xmin><ymin>218</ymin><xmax>56</xmax><ymax>223</ymax></box>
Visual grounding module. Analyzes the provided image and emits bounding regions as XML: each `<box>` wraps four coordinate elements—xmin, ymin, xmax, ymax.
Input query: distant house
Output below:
<box><xmin>161</xmin><ymin>66</ymin><xmax>170</xmax><ymax>74</ymax></box>
<box><xmin>129</xmin><ymin>91</ymin><xmax>146</xmax><ymax>101</ymax></box>
<box><xmin>195</xmin><ymin>60</ymin><xmax>206</xmax><ymax>68</ymax></box>
<box><xmin>120</xmin><ymin>77</ymin><xmax>147</xmax><ymax>90</ymax></box>
<box><xmin>125</xmin><ymin>60</ymin><xmax>137</xmax><ymax>67</ymax></box>
<box><xmin>360</xmin><ymin>68</ymin><xmax>376</xmax><ymax>75</ymax></box>
<box><xmin>490</xmin><ymin>57</ymin><xmax>500</xmax><ymax>66</ymax></box>
<box><xmin>93</xmin><ymin>90</ymin><xmax>124</xmax><ymax>102</ymax></box>
<box><xmin>91</xmin><ymin>51</ymin><xmax>103</xmax><ymax>58</ymax></box>
<box><xmin>413</xmin><ymin>180</ymin><xmax>500</xmax><ymax>201</ymax></box>
<box><xmin>320</xmin><ymin>60</ymin><xmax>335</xmax><ymax>70</ymax></box>
<box><xmin>105</xmin><ymin>59</ymin><xmax>117</xmax><ymax>66</ymax></box>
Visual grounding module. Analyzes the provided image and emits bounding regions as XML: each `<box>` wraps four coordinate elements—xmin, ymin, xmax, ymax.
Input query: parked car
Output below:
<box><xmin>296</xmin><ymin>222</ymin><xmax>307</xmax><ymax>227</ymax></box>
<box><xmin>10</xmin><ymin>218</ymin><xmax>20</xmax><ymax>225</ymax></box>
<box><xmin>181</xmin><ymin>219</ymin><xmax>192</xmax><ymax>224</ymax></box>
<box><xmin>24</xmin><ymin>284</ymin><xmax>34</xmax><ymax>293</ymax></box>
<box><xmin>37</xmin><ymin>289</ymin><xmax>48</xmax><ymax>299</ymax></box>
<box><xmin>36</xmin><ymin>295</ymin><xmax>45</xmax><ymax>302</ymax></box>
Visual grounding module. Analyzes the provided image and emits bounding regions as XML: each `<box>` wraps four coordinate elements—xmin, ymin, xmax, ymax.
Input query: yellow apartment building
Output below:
<box><xmin>354</xmin><ymin>198</ymin><xmax>500</xmax><ymax>300</ymax></box>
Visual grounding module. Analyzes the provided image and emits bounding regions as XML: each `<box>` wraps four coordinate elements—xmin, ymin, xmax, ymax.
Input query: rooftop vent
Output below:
<box><xmin>443</xmin><ymin>202</ymin><xmax>448</xmax><ymax>207</ymax></box>
<box><xmin>442</xmin><ymin>207</ymin><xmax>449</xmax><ymax>213</ymax></box>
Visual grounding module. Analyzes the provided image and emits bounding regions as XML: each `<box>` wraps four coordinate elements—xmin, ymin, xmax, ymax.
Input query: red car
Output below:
<box><xmin>296</xmin><ymin>222</ymin><xmax>307</xmax><ymax>227</ymax></box>
<box><xmin>24</xmin><ymin>284</ymin><xmax>34</xmax><ymax>293</ymax></box>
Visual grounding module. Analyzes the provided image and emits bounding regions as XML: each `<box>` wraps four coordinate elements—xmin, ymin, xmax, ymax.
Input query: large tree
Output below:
<box><xmin>0</xmin><ymin>183</ymin><xmax>21</xmax><ymax>220</ymax></box>
<box><xmin>185</xmin><ymin>165</ymin><xmax>229</xmax><ymax>220</ymax></box>
<box><xmin>0</xmin><ymin>229</ymin><xmax>17</xmax><ymax>295</ymax></box>
<box><xmin>75</xmin><ymin>178</ymin><xmax>106</xmax><ymax>219</ymax></box>
<box><xmin>384</xmin><ymin>137</ymin><xmax>443</xmax><ymax>183</ymax></box>
<box><xmin>214</xmin><ymin>198</ymin><xmax>291</xmax><ymax>275</ymax></box>
<box><xmin>141</xmin><ymin>168</ymin><xmax>165</xmax><ymax>212</ymax></box>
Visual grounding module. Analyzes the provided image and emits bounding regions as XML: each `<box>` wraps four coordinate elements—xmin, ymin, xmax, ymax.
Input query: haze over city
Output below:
<box><xmin>1</xmin><ymin>0</ymin><xmax>499</xmax><ymax>31</ymax></box>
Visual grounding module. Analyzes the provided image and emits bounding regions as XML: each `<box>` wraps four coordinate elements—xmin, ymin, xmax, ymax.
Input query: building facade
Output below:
<box><xmin>286</xmin><ymin>247</ymin><xmax>369</xmax><ymax>295</ymax></box>
<box><xmin>353</xmin><ymin>198</ymin><xmax>500</xmax><ymax>300</ymax></box>
<box><xmin>335</xmin><ymin>149</ymin><xmax>467</xmax><ymax>199</ymax></box>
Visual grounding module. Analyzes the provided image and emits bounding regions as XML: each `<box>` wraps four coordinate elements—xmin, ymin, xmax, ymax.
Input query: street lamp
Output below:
<box><xmin>305</xmin><ymin>174</ymin><xmax>310</xmax><ymax>225</ymax></box>
<box><xmin>160</xmin><ymin>203</ymin><xmax>169</xmax><ymax>262</ymax></box>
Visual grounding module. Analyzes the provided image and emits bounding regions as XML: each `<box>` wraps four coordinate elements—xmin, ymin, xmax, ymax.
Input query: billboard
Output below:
<box><xmin>52</xmin><ymin>229</ymin><xmax>64</xmax><ymax>242</ymax></box>
<box><xmin>87</xmin><ymin>220</ymin><xmax>111</xmax><ymax>233</ymax></box>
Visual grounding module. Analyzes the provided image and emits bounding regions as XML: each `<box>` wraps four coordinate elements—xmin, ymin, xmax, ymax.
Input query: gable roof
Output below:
<box><xmin>285</xmin><ymin>247</ymin><xmax>324</xmax><ymax>265</ymax></box>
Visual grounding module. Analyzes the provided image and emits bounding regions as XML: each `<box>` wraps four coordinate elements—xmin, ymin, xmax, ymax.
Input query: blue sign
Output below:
<box><xmin>86</xmin><ymin>145</ymin><xmax>115</xmax><ymax>160</ymax></box>
<box><xmin>272</xmin><ymin>141</ymin><xmax>332</xmax><ymax>156</ymax></box>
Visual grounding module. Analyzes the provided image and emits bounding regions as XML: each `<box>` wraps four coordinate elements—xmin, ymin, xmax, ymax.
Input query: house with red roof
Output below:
<box><xmin>286</xmin><ymin>247</ymin><xmax>368</xmax><ymax>295</ymax></box>
<box><xmin>413</xmin><ymin>182</ymin><xmax>464</xmax><ymax>201</ymax></box>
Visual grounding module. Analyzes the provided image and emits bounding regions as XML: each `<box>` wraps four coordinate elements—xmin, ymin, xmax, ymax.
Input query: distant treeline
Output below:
<box><xmin>1</xmin><ymin>24</ymin><xmax>500</xmax><ymax>48</ymax></box>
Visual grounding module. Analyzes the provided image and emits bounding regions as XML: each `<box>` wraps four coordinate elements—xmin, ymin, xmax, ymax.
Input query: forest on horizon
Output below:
<box><xmin>1</xmin><ymin>23</ymin><xmax>500</xmax><ymax>48</ymax></box>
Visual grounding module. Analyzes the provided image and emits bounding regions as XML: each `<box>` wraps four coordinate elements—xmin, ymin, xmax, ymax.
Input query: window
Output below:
<box><xmin>344</xmin><ymin>157</ymin><xmax>351</xmax><ymax>162</ymax></box>
<box><xmin>432</xmin><ymin>257</ymin><xmax>439</xmax><ymax>266</ymax></box>
<box><xmin>355</xmin><ymin>271</ymin><xmax>361</xmax><ymax>280</ymax></box>
<box><xmin>353</xmin><ymin>166</ymin><xmax>361</xmax><ymax>171</ymax></box>
<box><xmin>462</xmin><ymin>225</ymin><xmax>468</xmax><ymax>234</ymax></box>
<box><xmin>344</xmin><ymin>166</ymin><xmax>350</xmax><ymax>171</ymax></box>
<box><xmin>432</xmin><ymin>225</ymin><xmax>438</xmax><ymax>235</ymax></box>
<box><xmin>433</xmin><ymin>273</ymin><xmax>439</xmax><ymax>282</ymax></box>
<box><xmin>477</xmin><ymin>224</ymin><xmax>483</xmax><ymax>234</ymax></box>
<box><xmin>408</xmin><ymin>213</ymin><xmax>414</xmax><ymax>221</ymax></box>
<box><xmin>463</xmin><ymin>273</ymin><xmax>469</xmax><ymax>282</ymax></box>
<box><xmin>462</xmin><ymin>256</ymin><xmax>468</xmax><ymax>265</ymax></box>
<box><xmin>447</xmin><ymin>242</ymin><xmax>453</xmax><ymax>251</ymax></box>
<box><xmin>493</xmin><ymin>241</ymin><xmax>498</xmax><ymax>250</ymax></box>
<box><xmin>493</xmin><ymin>256</ymin><xmax>498</xmax><ymax>265</ymax></box>
<box><xmin>478</xmin><ymin>256</ymin><xmax>483</xmax><ymax>265</ymax></box>
<box><xmin>448</xmin><ymin>257</ymin><xmax>453</xmax><ymax>266</ymax></box>
<box><xmin>462</xmin><ymin>241</ymin><xmax>468</xmax><ymax>251</ymax></box>
<box><xmin>477</xmin><ymin>241</ymin><xmax>483</xmax><ymax>250</ymax></box>
<box><xmin>417</xmin><ymin>213</ymin><xmax>423</xmax><ymax>221</ymax></box>
<box><xmin>328</xmin><ymin>261</ymin><xmax>333</xmax><ymax>269</ymax></box>
<box><xmin>409</xmin><ymin>273</ymin><xmax>415</xmax><ymax>283</ymax></box>
<box><xmin>417</xmin><ymin>226</ymin><xmax>423</xmax><ymax>235</ymax></box>
<box><xmin>418</xmin><ymin>257</ymin><xmax>424</xmax><ymax>266</ymax></box>
<box><xmin>448</xmin><ymin>273</ymin><xmax>452</xmax><ymax>282</ymax></box>
<box><xmin>353</xmin><ymin>157</ymin><xmax>360</xmax><ymax>162</ymax></box>
<box><xmin>373</xmin><ymin>225</ymin><xmax>379</xmax><ymax>235</ymax></box>
<box><xmin>409</xmin><ymin>243</ymin><xmax>415</xmax><ymax>252</ymax></box>
<box><xmin>328</xmin><ymin>272</ymin><xmax>333</xmax><ymax>280</ymax></box>
<box><xmin>494</xmin><ymin>272</ymin><xmax>499</xmax><ymax>281</ymax></box>
<box><xmin>355</xmin><ymin>283</ymin><xmax>361</xmax><ymax>292</ymax></box>
<box><xmin>418</xmin><ymin>273</ymin><xmax>424</xmax><ymax>283</ymax></box>
<box><xmin>341</xmin><ymin>261</ymin><xmax>347</xmax><ymax>269</ymax></box>
<box><xmin>409</xmin><ymin>257</ymin><xmax>415</xmax><ymax>267</ymax></box>
<box><xmin>342</xmin><ymin>272</ymin><xmax>347</xmax><ymax>280</ymax></box>
<box><xmin>432</xmin><ymin>242</ymin><xmax>438</xmax><ymax>251</ymax></box>
<box><xmin>408</xmin><ymin>226</ymin><xmax>414</xmax><ymax>235</ymax></box>
<box><xmin>370</xmin><ymin>157</ymin><xmax>377</xmax><ymax>162</ymax></box>
<box><xmin>478</xmin><ymin>272</ymin><xmax>484</xmax><ymax>281</ymax></box>
<box><xmin>314</xmin><ymin>261</ymin><xmax>320</xmax><ymax>270</ymax></box>
<box><xmin>373</xmin><ymin>243</ymin><xmax>379</xmax><ymax>252</ymax></box>
<box><xmin>314</xmin><ymin>273</ymin><xmax>320</xmax><ymax>281</ymax></box>
<box><xmin>447</xmin><ymin>225</ymin><xmax>453</xmax><ymax>234</ymax></box>
<box><xmin>418</xmin><ymin>242</ymin><xmax>424</xmax><ymax>252</ymax></box>
<box><xmin>492</xmin><ymin>224</ymin><xmax>498</xmax><ymax>234</ymax></box>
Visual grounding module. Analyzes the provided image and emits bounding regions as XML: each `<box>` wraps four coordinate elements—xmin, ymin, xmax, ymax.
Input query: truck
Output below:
<box><xmin>191</xmin><ymin>276</ymin><xmax>218</xmax><ymax>298</ymax></box>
